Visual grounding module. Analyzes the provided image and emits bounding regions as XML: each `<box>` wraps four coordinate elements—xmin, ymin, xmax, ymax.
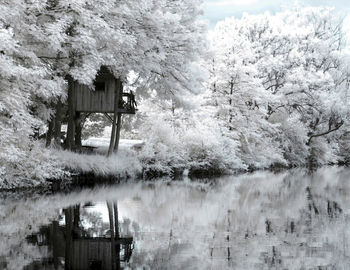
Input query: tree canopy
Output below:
<box><xmin>0</xmin><ymin>0</ymin><xmax>206</xmax><ymax>186</ymax></box>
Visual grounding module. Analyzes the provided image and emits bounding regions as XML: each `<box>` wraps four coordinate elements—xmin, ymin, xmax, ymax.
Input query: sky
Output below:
<box><xmin>202</xmin><ymin>0</ymin><xmax>350</xmax><ymax>28</ymax></box>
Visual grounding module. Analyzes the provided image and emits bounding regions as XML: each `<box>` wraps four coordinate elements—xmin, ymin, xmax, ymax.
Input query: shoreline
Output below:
<box><xmin>1</xmin><ymin>163</ymin><xmax>340</xmax><ymax>194</ymax></box>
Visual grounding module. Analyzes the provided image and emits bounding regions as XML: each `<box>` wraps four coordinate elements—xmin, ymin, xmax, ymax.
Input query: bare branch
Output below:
<box><xmin>307</xmin><ymin>120</ymin><xmax>344</xmax><ymax>145</ymax></box>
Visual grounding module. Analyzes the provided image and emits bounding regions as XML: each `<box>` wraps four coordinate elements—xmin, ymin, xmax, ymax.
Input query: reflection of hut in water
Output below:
<box><xmin>70</xmin><ymin>237</ymin><xmax>132</xmax><ymax>270</ymax></box>
<box><xmin>65</xmin><ymin>202</ymin><xmax>133</xmax><ymax>270</ymax></box>
<box><xmin>25</xmin><ymin>202</ymin><xmax>133</xmax><ymax>270</ymax></box>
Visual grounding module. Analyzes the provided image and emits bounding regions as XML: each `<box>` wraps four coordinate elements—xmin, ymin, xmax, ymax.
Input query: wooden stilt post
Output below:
<box><xmin>108</xmin><ymin>113</ymin><xmax>117</xmax><ymax>157</ymax></box>
<box><xmin>113</xmin><ymin>113</ymin><xmax>122</xmax><ymax>153</ymax></box>
<box><xmin>108</xmin><ymin>78</ymin><xmax>122</xmax><ymax>157</ymax></box>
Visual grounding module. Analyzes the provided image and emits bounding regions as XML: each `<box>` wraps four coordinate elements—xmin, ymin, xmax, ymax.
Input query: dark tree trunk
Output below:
<box><xmin>46</xmin><ymin>119</ymin><xmax>54</xmax><ymax>147</ymax></box>
<box><xmin>73</xmin><ymin>204</ymin><xmax>80</xmax><ymax>228</ymax></box>
<box><xmin>113</xmin><ymin>80</ymin><xmax>123</xmax><ymax>153</ymax></box>
<box><xmin>108</xmin><ymin>78</ymin><xmax>122</xmax><ymax>157</ymax></box>
<box><xmin>107</xmin><ymin>201</ymin><xmax>116</xmax><ymax>270</ymax></box>
<box><xmin>108</xmin><ymin>110</ymin><xmax>118</xmax><ymax>157</ymax></box>
<box><xmin>53</xmin><ymin>100</ymin><xmax>63</xmax><ymax>146</ymax></box>
<box><xmin>228</xmin><ymin>79</ymin><xmax>234</xmax><ymax>131</ymax></box>
<box><xmin>65</xmin><ymin>208</ymin><xmax>73</xmax><ymax>270</ymax></box>
<box><xmin>113</xmin><ymin>202</ymin><xmax>120</xmax><ymax>270</ymax></box>
<box><xmin>75</xmin><ymin>112</ymin><xmax>82</xmax><ymax>150</ymax></box>
<box><xmin>66</xmin><ymin>76</ymin><xmax>76</xmax><ymax>150</ymax></box>
<box><xmin>114</xmin><ymin>113</ymin><xmax>122</xmax><ymax>153</ymax></box>
<box><xmin>51</xmin><ymin>221</ymin><xmax>59</xmax><ymax>269</ymax></box>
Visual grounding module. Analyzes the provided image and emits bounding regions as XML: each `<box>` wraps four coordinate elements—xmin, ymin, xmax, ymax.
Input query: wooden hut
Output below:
<box><xmin>74</xmin><ymin>67</ymin><xmax>136</xmax><ymax>114</ymax></box>
<box><xmin>70</xmin><ymin>237</ymin><xmax>133</xmax><ymax>270</ymax></box>
<box><xmin>66</xmin><ymin>66</ymin><xmax>136</xmax><ymax>154</ymax></box>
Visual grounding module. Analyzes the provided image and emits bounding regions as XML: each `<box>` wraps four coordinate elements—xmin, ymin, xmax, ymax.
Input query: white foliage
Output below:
<box><xmin>136</xmin><ymin>99</ymin><xmax>245</xmax><ymax>176</ymax></box>
<box><xmin>207</xmin><ymin>6</ymin><xmax>350</xmax><ymax>167</ymax></box>
<box><xmin>55</xmin><ymin>148</ymin><xmax>142</xmax><ymax>178</ymax></box>
<box><xmin>0</xmin><ymin>0</ymin><xmax>207</xmax><ymax>186</ymax></box>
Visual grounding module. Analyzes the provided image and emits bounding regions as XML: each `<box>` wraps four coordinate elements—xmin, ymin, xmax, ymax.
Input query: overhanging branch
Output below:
<box><xmin>307</xmin><ymin>120</ymin><xmax>344</xmax><ymax>145</ymax></box>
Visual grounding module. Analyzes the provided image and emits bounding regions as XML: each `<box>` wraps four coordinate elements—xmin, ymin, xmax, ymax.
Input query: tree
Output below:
<box><xmin>207</xmin><ymin>14</ymin><xmax>286</xmax><ymax>168</ymax></box>
<box><xmin>25</xmin><ymin>0</ymin><xmax>206</xmax><ymax>151</ymax></box>
<box><xmin>0</xmin><ymin>0</ymin><xmax>65</xmax><ymax>186</ymax></box>
<box><xmin>208</xmin><ymin>7</ymin><xmax>350</xmax><ymax>167</ymax></box>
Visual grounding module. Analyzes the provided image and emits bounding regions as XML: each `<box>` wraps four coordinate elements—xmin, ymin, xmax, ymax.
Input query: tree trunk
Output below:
<box><xmin>113</xmin><ymin>80</ymin><xmax>123</xmax><ymax>153</ymax></box>
<box><xmin>113</xmin><ymin>202</ymin><xmax>120</xmax><ymax>270</ymax></box>
<box><xmin>65</xmin><ymin>207</ymin><xmax>73</xmax><ymax>270</ymax></box>
<box><xmin>107</xmin><ymin>201</ymin><xmax>116</xmax><ymax>270</ymax></box>
<box><xmin>53</xmin><ymin>100</ymin><xmax>62</xmax><ymax>146</ymax></box>
<box><xmin>52</xmin><ymin>221</ymin><xmax>59</xmax><ymax>269</ymax></box>
<box><xmin>108</xmin><ymin>111</ymin><xmax>118</xmax><ymax>157</ymax></box>
<box><xmin>46</xmin><ymin>119</ymin><xmax>54</xmax><ymax>147</ymax></box>
<box><xmin>113</xmin><ymin>113</ymin><xmax>122</xmax><ymax>153</ymax></box>
<box><xmin>75</xmin><ymin>112</ymin><xmax>82</xmax><ymax>151</ymax></box>
<box><xmin>66</xmin><ymin>76</ymin><xmax>76</xmax><ymax>150</ymax></box>
<box><xmin>228</xmin><ymin>79</ymin><xmax>234</xmax><ymax>131</ymax></box>
<box><xmin>73</xmin><ymin>204</ymin><xmax>80</xmax><ymax>229</ymax></box>
<box><xmin>108</xmin><ymin>79</ymin><xmax>122</xmax><ymax>157</ymax></box>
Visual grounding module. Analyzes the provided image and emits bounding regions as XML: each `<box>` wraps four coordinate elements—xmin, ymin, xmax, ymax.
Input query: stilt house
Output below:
<box><xmin>74</xmin><ymin>66</ymin><xmax>136</xmax><ymax>114</ymax></box>
<box><xmin>67</xmin><ymin>66</ymin><xmax>136</xmax><ymax>153</ymax></box>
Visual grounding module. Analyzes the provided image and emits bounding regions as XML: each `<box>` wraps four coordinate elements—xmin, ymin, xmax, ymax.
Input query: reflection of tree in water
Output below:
<box><xmin>210</xmin><ymin>172</ymin><xmax>350</xmax><ymax>269</ymax></box>
<box><xmin>25</xmin><ymin>201</ymin><xmax>133</xmax><ymax>270</ymax></box>
<box><xmin>116</xmin><ymin>170</ymin><xmax>350</xmax><ymax>269</ymax></box>
<box><xmin>78</xmin><ymin>204</ymin><xmax>109</xmax><ymax>238</ymax></box>
<box><xmin>130</xmin><ymin>234</ymin><xmax>193</xmax><ymax>269</ymax></box>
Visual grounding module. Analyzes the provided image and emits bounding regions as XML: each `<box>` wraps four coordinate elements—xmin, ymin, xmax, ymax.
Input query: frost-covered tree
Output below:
<box><xmin>209</xmin><ymin>7</ymin><xmax>350</xmax><ymax>167</ymax></box>
<box><xmin>25</xmin><ymin>0</ymin><xmax>206</xmax><ymax>150</ymax></box>
<box><xmin>0</xmin><ymin>1</ymin><xmax>66</xmax><ymax>187</ymax></box>
<box><xmin>0</xmin><ymin>0</ymin><xmax>206</xmax><ymax>185</ymax></box>
<box><xmin>125</xmin><ymin>85</ymin><xmax>246</xmax><ymax>177</ymax></box>
<box><xmin>207</xmin><ymin>19</ymin><xmax>285</xmax><ymax>168</ymax></box>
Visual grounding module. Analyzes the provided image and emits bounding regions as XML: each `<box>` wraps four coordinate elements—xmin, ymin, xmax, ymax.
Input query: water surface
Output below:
<box><xmin>1</xmin><ymin>167</ymin><xmax>350</xmax><ymax>269</ymax></box>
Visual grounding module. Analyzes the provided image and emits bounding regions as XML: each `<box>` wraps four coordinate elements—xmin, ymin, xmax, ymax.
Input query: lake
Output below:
<box><xmin>1</xmin><ymin>167</ymin><xmax>350</xmax><ymax>269</ymax></box>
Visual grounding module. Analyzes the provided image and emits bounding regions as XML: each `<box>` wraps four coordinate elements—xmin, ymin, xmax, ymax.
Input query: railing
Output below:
<box><xmin>117</xmin><ymin>92</ymin><xmax>137</xmax><ymax>114</ymax></box>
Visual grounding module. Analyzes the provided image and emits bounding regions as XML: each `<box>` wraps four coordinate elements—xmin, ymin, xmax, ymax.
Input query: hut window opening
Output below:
<box><xmin>94</xmin><ymin>81</ymin><xmax>105</xmax><ymax>91</ymax></box>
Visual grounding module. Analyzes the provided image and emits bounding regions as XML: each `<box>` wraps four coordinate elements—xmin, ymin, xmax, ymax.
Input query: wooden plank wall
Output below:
<box><xmin>72</xmin><ymin>239</ymin><xmax>113</xmax><ymax>270</ymax></box>
<box><xmin>75</xmin><ymin>79</ymin><xmax>115</xmax><ymax>113</ymax></box>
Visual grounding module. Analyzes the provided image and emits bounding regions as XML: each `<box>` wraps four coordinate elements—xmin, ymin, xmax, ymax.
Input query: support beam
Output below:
<box><xmin>114</xmin><ymin>113</ymin><xmax>122</xmax><ymax>153</ymax></box>
<box><xmin>107</xmin><ymin>78</ymin><xmax>122</xmax><ymax>157</ymax></box>
<box><xmin>103</xmin><ymin>113</ymin><xmax>114</xmax><ymax>124</ymax></box>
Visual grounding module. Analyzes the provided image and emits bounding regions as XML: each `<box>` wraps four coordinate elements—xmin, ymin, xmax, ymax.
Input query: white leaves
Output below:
<box><xmin>0</xmin><ymin>28</ymin><xmax>18</xmax><ymax>53</ymax></box>
<box><xmin>0</xmin><ymin>0</ymin><xmax>207</xmax><ymax>186</ymax></box>
<box><xmin>208</xmin><ymin>6</ymin><xmax>350</xmax><ymax>166</ymax></box>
